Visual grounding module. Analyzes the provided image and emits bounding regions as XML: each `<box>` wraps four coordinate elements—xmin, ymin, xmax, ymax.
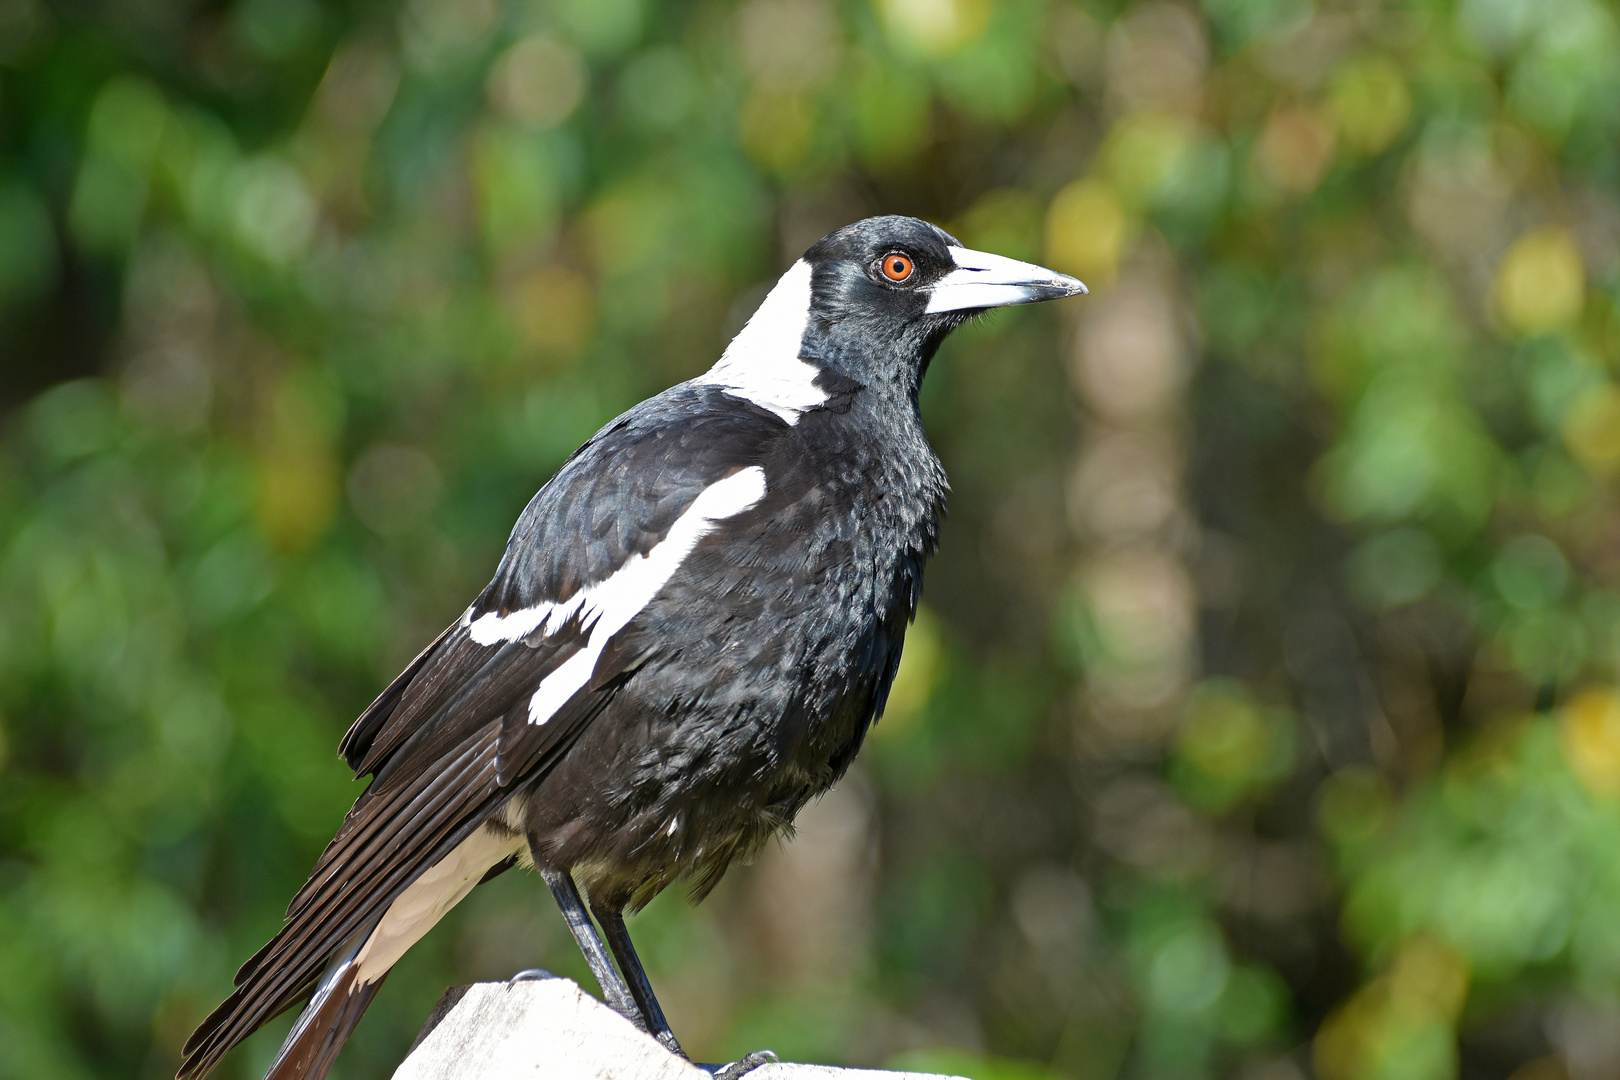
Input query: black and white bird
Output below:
<box><xmin>179</xmin><ymin>216</ymin><xmax>1085</xmax><ymax>1080</ymax></box>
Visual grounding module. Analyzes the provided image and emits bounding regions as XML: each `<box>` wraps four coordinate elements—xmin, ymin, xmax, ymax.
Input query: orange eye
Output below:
<box><xmin>880</xmin><ymin>253</ymin><xmax>914</xmax><ymax>282</ymax></box>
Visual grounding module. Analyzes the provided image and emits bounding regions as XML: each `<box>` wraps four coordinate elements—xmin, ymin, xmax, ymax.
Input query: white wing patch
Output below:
<box><xmin>696</xmin><ymin>260</ymin><xmax>826</xmax><ymax>423</ymax></box>
<box><xmin>352</xmin><ymin>822</ymin><xmax>525</xmax><ymax>984</ymax></box>
<box><xmin>468</xmin><ymin>467</ymin><xmax>769</xmax><ymax>725</ymax></box>
<box><xmin>466</xmin><ymin>604</ymin><xmax>548</xmax><ymax>644</ymax></box>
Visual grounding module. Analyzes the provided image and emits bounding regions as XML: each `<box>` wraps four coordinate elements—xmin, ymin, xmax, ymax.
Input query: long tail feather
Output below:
<box><xmin>263</xmin><ymin>950</ymin><xmax>386</xmax><ymax>1080</ymax></box>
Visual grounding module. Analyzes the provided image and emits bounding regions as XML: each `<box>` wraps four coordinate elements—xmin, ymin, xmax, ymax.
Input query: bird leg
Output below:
<box><xmin>538</xmin><ymin>866</ymin><xmax>643</xmax><ymax>1027</ymax></box>
<box><xmin>590</xmin><ymin>900</ymin><xmax>776</xmax><ymax>1078</ymax></box>
<box><xmin>542</xmin><ymin>866</ymin><xmax>774</xmax><ymax>1077</ymax></box>
<box><xmin>589</xmin><ymin>900</ymin><xmax>684</xmax><ymax>1057</ymax></box>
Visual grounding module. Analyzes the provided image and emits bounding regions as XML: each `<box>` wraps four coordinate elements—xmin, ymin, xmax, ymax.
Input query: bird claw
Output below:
<box><xmin>703</xmin><ymin>1050</ymin><xmax>778</xmax><ymax>1079</ymax></box>
<box><xmin>507</xmin><ymin>968</ymin><xmax>555</xmax><ymax>983</ymax></box>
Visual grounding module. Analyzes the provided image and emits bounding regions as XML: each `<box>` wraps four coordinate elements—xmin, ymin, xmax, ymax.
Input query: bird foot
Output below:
<box><xmin>507</xmin><ymin>968</ymin><xmax>556</xmax><ymax>983</ymax></box>
<box><xmin>702</xmin><ymin>1050</ymin><xmax>778</xmax><ymax>1079</ymax></box>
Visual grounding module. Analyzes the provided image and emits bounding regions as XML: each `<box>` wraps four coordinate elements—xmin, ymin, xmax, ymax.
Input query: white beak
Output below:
<box><xmin>924</xmin><ymin>247</ymin><xmax>1088</xmax><ymax>314</ymax></box>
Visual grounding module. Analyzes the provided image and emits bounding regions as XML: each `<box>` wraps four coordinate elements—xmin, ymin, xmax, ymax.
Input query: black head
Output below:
<box><xmin>799</xmin><ymin>215</ymin><xmax>1087</xmax><ymax>393</ymax></box>
<box><xmin>698</xmin><ymin>215</ymin><xmax>1086</xmax><ymax>420</ymax></box>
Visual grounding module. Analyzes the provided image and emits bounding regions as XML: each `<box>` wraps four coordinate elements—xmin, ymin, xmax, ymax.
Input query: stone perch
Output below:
<box><xmin>393</xmin><ymin>976</ymin><xmax>966</xmax><ymax>1080</ymax></box>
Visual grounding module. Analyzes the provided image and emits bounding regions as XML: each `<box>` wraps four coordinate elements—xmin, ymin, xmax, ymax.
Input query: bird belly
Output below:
<box><xmin>525</xmin><ymin>436</ymin><xmax>938</xmax><ymax>909</ymax></box>
<box><xmin>527</xmin><ymin>593</ymin><xmax>902</xmax><ymax>909</ymax></box>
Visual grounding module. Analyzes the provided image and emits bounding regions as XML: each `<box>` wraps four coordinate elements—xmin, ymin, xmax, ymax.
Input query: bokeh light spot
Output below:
<box><xmin>1316</xmin><ymin>769</ymin><xmax>1393</xmax><ymax>854</ymax></box>
<box><xmin>876</xmin><ymin>0</ymin><xmax>991</xmax><ymax>55</ymax></box>
<box><xmin>347</xmin><ymin>444</ymin><xmax>443</xmax><ymax>536</ymax></box>
<box><xmin>1147</xmin><ymin>922</ymin><xmax>1230</xmax><ymax>1015</ymax></box>
<box><xmin>737</xmin><ymin>0</ymin><xmax>841</xmax><ymax>89</ymax></box>
<box><xmin>231</xmin><ymin>157</ymin><xmax>317</xmax><ymax>265</ymax></box>
<box><xmin>1492</xmin><ymin>535</ymin><xmax>1570</xmax><ymax>611</ymax></box>
<box><xmin>1558</xmin><ymin>686</ymin><xmax>1620</xmax><ymax>799</ymax></box>
<box><xmin>1102</xmin><ymin>111</ymin><xmax>1196</xmax><ymax>205</ymax></box>
<box><xmin>399</xmin><ymin>0</ymin><xmax>497</xmax><ymax>73</ymax></box>
<box><xmin>1173</xmin><ymin>679</ymin><xmax>1296</xmax><ymax>810</ymax></box>
<box><xmin>1257</xmin><ymin>104</ymin><xmax>1337</xmax><ymax>194</ymax></box>
<box><xmin>954</xmin><ymin>188</ymin><xmax>1041</xmax><ymax>265</ymax></box>
<box><xmin>1563</xmin><ymin>383</ymin><xmax>1620</xmax><ymax>476</ymax></box>
<box><xmin>1313</xmin><ymin>935</ymin><xmax>1467</xmax><ymax>1080</ymax></box>
<box><xmin>255</xmin><ymin>375</ymin><xmax>343</xmax><ymax>552</ymax></box>
<box><xmin>471</xmin><ymin>124</ymin><xmax>561</xmax><ymax>255</ymax></box>
<box><xmin>849</xmin><ymin>51</ymin><xmax>932</xmax><ymax>169</ymax></box>
<box><xmin>504</xmin><ymin>264</ymin><xmax>597</xmax><ymax>360</ymax></box>
<box><xmin>554</xmin><ymin>0</ymin><xmax>643</xmax><ymax>58</ymax></box>
<box><xmin>1329</xmin><ymin>55</ymin><xmax>1411</xmax><ymax>155</ymax></box>
<box><xmin>738</xmin><ymin>90</ymin><xmax>816</xmax><ymax>173</ymax></box>
<box><xmin>618</xmin><ymin>47</ymin><xmax>699</xmax><ymax>132</ymax></box>
<box><xmin>1493</xmin><ymin>226</ymin><xmax>1585</xmax><ymax>335</ymax></box>
<box><xmin>1345</xmin><ymin>528</ymin><xmax>1443</xmax><ymax>610</ymax></box>
<box><xmin>1045</xmin><ymin>178</ymin><xmax>1131</xmax><ymax>286</ymax></box>
<box><xmin>487</xmin><ymin>36</ymin><xmax>588</xmax><ymax>130</ymax></box>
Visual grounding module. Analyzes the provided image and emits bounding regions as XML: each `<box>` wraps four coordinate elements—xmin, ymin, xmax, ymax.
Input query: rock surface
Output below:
<box><xmin>393</xmin><ymin>978</ymin><xmax>965</xmax><ymax>1080</ymax></box>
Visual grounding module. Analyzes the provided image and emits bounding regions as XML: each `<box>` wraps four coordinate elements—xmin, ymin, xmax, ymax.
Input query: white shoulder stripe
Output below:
<box><xmin>467</xmin><ymin>467</ymin><xmax>768</xmax><ymax>724</ymax></box>
<box><xmin>468</xmin><ymin>603</ymin><xmax>552</xmax><ymax>645</ymax></box>
<box><xmin>522</xmin><ymin>466</ymin><xmax>766</xmax><ymax>724</ymax></box>
<box><xmin>695</xmin><ymin>260</ymin><xmax>826</xmax><ymax>424</ymax></box>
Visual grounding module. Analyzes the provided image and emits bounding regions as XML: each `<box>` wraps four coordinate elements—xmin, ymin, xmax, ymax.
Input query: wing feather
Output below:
<box><xmin>181</xmin><ymin>382</ymin><xmax>795</xmax><ymax>1079</ymax></box>
<box><xmin>338</xmin><ymin>622</ymin><xmax>457</xmax><ymax>772</ymax></box>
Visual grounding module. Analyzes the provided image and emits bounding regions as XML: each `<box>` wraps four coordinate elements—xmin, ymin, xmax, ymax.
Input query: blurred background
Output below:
<box><xmin>4</xmin><ymin>0</ymin><xmax>1620</xmax><ymax>1078</ymax></box>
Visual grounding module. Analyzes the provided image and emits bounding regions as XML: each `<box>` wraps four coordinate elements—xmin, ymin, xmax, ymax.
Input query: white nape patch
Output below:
<box><xmin>696</xmin><ymin>260</ymin><xmax>825</xmax><ymax>423</ymax></box>
<box><xmin>924</xmin><ymin>246</ymin><xmax>1087</xmax><ymax>314</ymax></box>
<box><xmin>353</xmin><ymin>823</ymin><xmax>525</xmax><ymax>984</ymax></box>
<box><xmin>518</xmin><ymin>466</ymin><xmax>767</xmax><ymax>725</ymax></box>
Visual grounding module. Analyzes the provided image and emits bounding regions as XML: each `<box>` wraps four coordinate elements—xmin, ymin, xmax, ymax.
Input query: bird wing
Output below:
<box><xmin>179</xmin><ymin>384</ymin><xmax>792</xmax><ymax>1079</ymax></box>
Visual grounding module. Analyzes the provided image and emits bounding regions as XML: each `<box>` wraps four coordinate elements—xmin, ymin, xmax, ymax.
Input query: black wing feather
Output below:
<box><xmin>181</xmin><ymin>381</ymin><xmax>794</xmax><ymax>1080</ymax></box>
<box><xmin>475</xmin><ymin>384</ymin><xmax>787</xmax><ymax>614</ymax></box>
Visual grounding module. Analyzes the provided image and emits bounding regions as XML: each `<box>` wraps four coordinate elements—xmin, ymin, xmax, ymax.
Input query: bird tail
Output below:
<box><xmin>261</xmin><ymin>941</ymin><xmax>386</xmax><ymax>1080</ymax></box>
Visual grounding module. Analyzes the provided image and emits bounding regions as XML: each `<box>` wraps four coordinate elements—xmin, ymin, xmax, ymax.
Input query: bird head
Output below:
<box><xmin>703</xmin><ymin>215</ymin><xmax>1087</xmax><ymax>414</ymax></box>
<box><xmin>803</xmin><ymin>215</ymin><xmax>1086</xmax><ymax>393</ymax></box>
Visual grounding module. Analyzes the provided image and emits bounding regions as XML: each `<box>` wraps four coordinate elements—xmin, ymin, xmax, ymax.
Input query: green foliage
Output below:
<box><xmin>5</xmin><ymin>1</ymin><xmax>1620</xmax><ymax>1079</ymax></box>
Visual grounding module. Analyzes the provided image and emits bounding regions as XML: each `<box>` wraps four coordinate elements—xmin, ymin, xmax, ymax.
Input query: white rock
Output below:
<box><xmin>393</xmin><ymin>978</ymin><xmax>966</xmax><ymax>1080</ymax></box>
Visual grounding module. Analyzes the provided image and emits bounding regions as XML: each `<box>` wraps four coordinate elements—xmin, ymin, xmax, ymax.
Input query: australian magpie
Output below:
<box><xmin>178</xmin><ymin>215</ymin><xmax>1086</xmax><ymax>1080</ymax></box>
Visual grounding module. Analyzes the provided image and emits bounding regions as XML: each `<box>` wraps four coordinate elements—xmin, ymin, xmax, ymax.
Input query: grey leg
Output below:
<box><xmin>541</xmin><ymin>865</ymin><xmax>774</xmax><ymax>1076</ymax></box>
<box><xmin>589</xmin><ymin>901</ymin><xmax>775</xmax><ymax>1076</ymax></box>
<box><xmin>539</xmin><ymin>867</ymin><xmax>642</xmax><ymax>1026</ymax></box>
<box><xmin>590</xmin><ymin>901</ymin><xmax>683</xmax><ymax>1058</ymax></box>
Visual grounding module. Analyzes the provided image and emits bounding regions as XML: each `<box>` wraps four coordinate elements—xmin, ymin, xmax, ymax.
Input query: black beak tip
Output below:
<box><xmin>1037</xmin><ymin>276</ymin><xmax>1088</xmax><ymax>300</ymax></box>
